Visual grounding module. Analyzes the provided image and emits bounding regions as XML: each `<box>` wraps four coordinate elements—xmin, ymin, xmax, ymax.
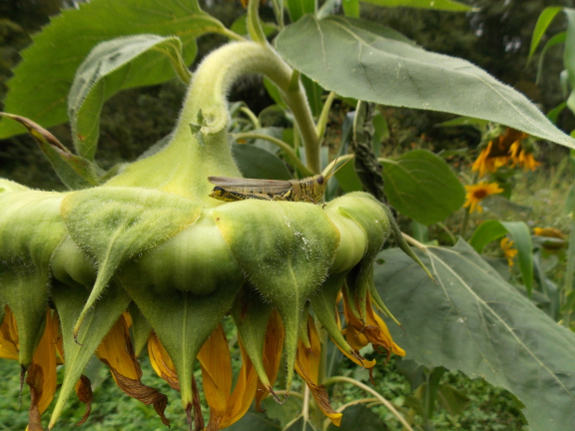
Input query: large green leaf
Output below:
<box><xmin>381</xmin><ymin>150</ymin><xmax>465</xmax><ymax>225</ymax></box>
<box><xmin>375</xmin><ymin>240</ymin><xmax>575</xmax><ymax>431</ymax></box>
<box><xmin>69</xmin><ymin>35</ymin><xmax>191</xmax><ymax>160</ymax></box>
<box><xmin>275</xmin><ymin>16</ymin><xmax>575</xmax><ymax>148</ymax></box>
<box><xmin>528</xmin><ymin>6</ymin><xmax>563</xmax><ymax>62</ymax></box>
<box><xmin>362</xmin><ymin>0</ymin><xmax>471</xmax><ymax>11</ymax></box>
<box><xmin>0</xmin><ymin>0</ymin><xmax>225</xmax><ymax>139</ymax></box>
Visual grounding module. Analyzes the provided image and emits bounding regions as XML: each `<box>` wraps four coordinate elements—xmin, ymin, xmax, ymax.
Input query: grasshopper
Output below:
<box><xmin>208</xmin><ymin>158</ymin><xmax>351</xmax><ymax>204</ymax></box>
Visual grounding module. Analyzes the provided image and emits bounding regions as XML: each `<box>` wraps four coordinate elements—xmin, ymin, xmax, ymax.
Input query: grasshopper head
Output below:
<box><xmin>311</xmin><ymin>175</ymin><xmax>327</xmax><ymax>202</ymax></box>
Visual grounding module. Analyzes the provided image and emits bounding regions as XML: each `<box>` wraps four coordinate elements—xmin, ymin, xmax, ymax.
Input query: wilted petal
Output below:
<box><xmin>295</xmin><ymin>315</ymin><xmax>343</xmax><ymax>426</ymax></box>
<box><xmin>198</xmin><ymin>324</ymin><xmax>258</xmax><ymax>431</ymax></box>
<box><xmin>255</xmin><ymin>309</ymin><xmax>284</xmax><ymax>411</ymax></box>
<box><xmin>364</xmin><ymin>295</ymin><xmax>405</xmax><ymax>357</ymax></box>
<box><xmin>148</xmin><ymin>332</ymin><xmax>180</xmax><ymax>391</ymax></box>
<box><xmin>0</xmin><ymin>306</ymin><xmax>18</xmax><ymax>360</ymax></box>
<box><xmin>74</xmin><ymin>375</ymin><xmax>93</xmax><ymax>425</ymax></box>
<box><xmin>96</xmin><ymin>315</ymin><xmax>170</xmax><ymax>426</ymax></box>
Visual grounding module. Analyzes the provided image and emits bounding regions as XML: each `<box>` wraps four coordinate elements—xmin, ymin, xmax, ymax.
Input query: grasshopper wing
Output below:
<box><xmin>208</xmin><ymin>176</ymin><xmax>292</xmax><ymax>194</ymax></box>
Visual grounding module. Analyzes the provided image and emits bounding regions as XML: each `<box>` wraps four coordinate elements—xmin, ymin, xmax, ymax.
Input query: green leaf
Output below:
<box><xmin>375</xmin><ymin>240</ymin><xmax>575</xmax><ymax>431</ymax></box>
<box><xmin>275</xmin><ymin>16</ymin><xmax>575</xmax><ymax>149</ymax></box>
<box><xmin>69</xmin><ymin>35</ymin><xmax>190</xmax><ymax>160</ymax></box>
<box><xmin>380</xmin><ymin>150</ymin><xmax>465</xmax><ymax>225</ymax></box>
<box><xmin>263</xmin><ymin>77</ymin><xmax>288</xmax><ymax>109</ymax></box>
<box><xmin>326</xmin><ymin>404</ymin><xmax>387</xmax><ymax>431</ymax></box>
<box><xmin>231</xmin><ymin>143</ymin><xmax>291</xmax><ymax>180</ymax></box>
<box><xmin>61</xmin><ymin>187</ymin><xmax>202</xmax><ymax>337</ymax></box>
<box><xmin>501</xmin><ymin>221</ymin><xmax>534</xmax><ymax>296</ymax></box>
<box><xmin>435</xmin><ymin>116</ymin><xmax>489</xmax><ymax>128</ymax></box>
<box><xmin>285</xmin><ymin>0</ymin><xmax>316</xmax><ymax>23</ymax></box>
<box><xmin>343</xmin><ymin>0</ymin><xmax>360</xmax><ymax>17</ymax></box>
<box><xmin>0</xmin><ymin>0</ymin><xmax>224</xmax><ymax>139</ymax></box>
<box><xmin>548</xmin><ymin>101</ymin><xmax>567</xmax><ymax>124</ymax></box>
<box><xmin>118</xmin><ymin>266</ymin><xmax>241</xmax><ymax>416</ymax></box>
<box><xmin>231</xmin><ymin>287</ymin><xmax>274</xmax><ymax>391</ymax></box>
<box><xmin>230</xmin><ymin>13</ymin><xmax>278</xmax><ymax>37</ymax></box>
<box><xmin>214</xmin><ymin>200</ymin><xmax>340</xmax><ymax>391</ymax></box>
<box><xmin>49</xmin><ymin>279</ymin><xmax>132</xmax><ymax>429</ymax></box>
<box><xmin>469</xmin><ymin>220</ymin><xmax>508</xmax><ymax>253</ymax></box>
<box><xmin>0</xmin><ymin>113</ymin><xmax>100</xmax><ymax>189</ymax></box>
<box><xmin>536</xmin><ymin>32</ymin><xmax>565</xmax><ymax>85</ymax></box>
<box><xmin>301</xmin><ymin>74</ymin><xmax>324</xmax><ymax>118</ymax></box>
<box><xmin>0</xmin><ymin>188</ymin><xmax>67</xmax><ymax>367</ymax></box>
<box><xmin>362</xmin><ymin>0</ymin><xmax>471</xmax><ymax>11</ymax></box>
<box><xmin>128</xmin><ymin>302</ymin><xmax>152</xmax><ymax>357</ymax></box>
<box><xmin>468</xmin><ymin>219</ymin><xmax>534</xmax><ymax>295</ymax></box>
<box><xmin>528</xmin><ymin>6</ymin><xmax>563</xmax><ymax>63</ymax></box>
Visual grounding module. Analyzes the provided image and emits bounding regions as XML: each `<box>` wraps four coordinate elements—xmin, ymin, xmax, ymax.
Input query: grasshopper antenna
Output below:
<box><xmin>322</xmin><ymin>155</ymin><xmax>354</xmax><ymax>180</ymax></box>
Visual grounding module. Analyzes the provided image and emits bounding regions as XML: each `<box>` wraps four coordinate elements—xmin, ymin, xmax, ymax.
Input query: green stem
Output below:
<box><xmin>239</xmin><ymin>107</ymin><xmax>261</xmax><ymax>129</ymax></box>
<box><xmin>175</xmin><ymin>41</ymin><xmax>319</xmax><ymax>172</ymax></box>
<box><xmin>233</xmin><ymin>132</ymin><xmax>313</xmax><ymax>177</ymax></box>
<box><xmin>316</xmin><ymin>91</ymin><xmax>336</xmax><ymax>140</ymax></box>
<box><xmin>215</xmin><ymin>26</ymin><xmax>247</xmax><ymax>42</ymax></box>
<box><xmin>247</xmin><ymin>0</ymin><xmax>267</xmax><ymax>45</ymax></box>
<box><xmin>461</xmin><ymin>207</ymin><xmax>471</xmax><ymax>238</ymax></box>
<box><xmin>323</xmin><ymin>376</ymin><xmax>414</xmax><ymax>431</ymax></box>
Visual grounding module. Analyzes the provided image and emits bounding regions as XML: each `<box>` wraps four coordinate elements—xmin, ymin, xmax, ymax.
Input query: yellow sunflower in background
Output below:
<box><xmin>472</xmin><ymin>128</ymin><xmax>540</xmax><ymax>177</ymax></box>
<box><xmin>463</xmin><ymin>181</ymin><xmax>504</xmax><ymax>213</ymax></box>
<box><xmin>500</xmin><ymin>237</ymin><xmax>518</xmax><ymax>266</ymax></box>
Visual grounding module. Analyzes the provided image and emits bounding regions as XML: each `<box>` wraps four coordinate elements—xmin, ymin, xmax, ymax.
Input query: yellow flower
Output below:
<box><xmin>472</xmin><ymin>128</ymin><xmax>538</xmax><ymax>176</ymax></box>
<box><xmin>295</xmin><ymin>315</ymin><xmax>343</xmax><ymax>426</ymax></box>
<box><xmin>472</xmin><ymin>140</ymin><xmax>510</xmax><ymax>177</ymax></box>
<box><xmin>463</xmin><ymin>181</ymin><xmax>504</xmax><ymax>213</ymax></box>
<box><xmin>500</xmin><ymin>237</ymin><xmax>518</xmax><ymax>266</ymax></box>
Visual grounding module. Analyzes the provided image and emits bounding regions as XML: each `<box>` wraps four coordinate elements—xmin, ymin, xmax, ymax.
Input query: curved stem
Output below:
<box><xmin>323</xmin><ymin>376</ymin><xmax>414</xmax><ymax>431</ymax></box>
<box><xmin>233</xmin><ymin>132</ymin><xmax>313</xmax><ymax>176</ymax></box>
<box><xmin>175</xmin><ymin>41</ymin><xmax>319</xmax><ymax>171</ymax></box>
<box><xmin>316</xmin><ymin>91</ymin><xmax>336</xmax><ymax>140</ymax></box>
<box><xmin>247</xmin><ymin>0</ymin><xmax>267</xmax><ymax>45</ymax></box>
<box><xmin>239</xmin><ymin>107</ymin><xmax>261</xmax><ymax>129</ymax></box>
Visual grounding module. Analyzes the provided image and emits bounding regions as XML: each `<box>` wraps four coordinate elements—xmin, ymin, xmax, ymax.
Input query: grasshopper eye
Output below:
<box><xmin>316</xmin><ymin>176</ymin><xmax>325</xmax><ymax>185</ymax></box>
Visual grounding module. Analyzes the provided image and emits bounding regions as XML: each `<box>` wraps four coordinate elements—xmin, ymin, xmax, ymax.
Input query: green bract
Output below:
<box><xmin>0</xmin><ymin>40</ymin><xmax>396</xmax><ymax>428</ymax></box>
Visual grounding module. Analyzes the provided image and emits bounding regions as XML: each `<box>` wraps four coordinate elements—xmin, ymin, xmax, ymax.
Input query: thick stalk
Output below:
<box><xmin>108</xmin><ymin>41</ymin><xmax>320</xmax><ymax>198</ymax></box>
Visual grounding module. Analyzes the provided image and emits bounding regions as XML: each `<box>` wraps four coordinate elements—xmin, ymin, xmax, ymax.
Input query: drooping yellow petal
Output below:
<box><xmin>197</xmin><ymin>324</ymin><xmax>232</xmax><ymax>416</ymax></box>
<box><xmin>148</xmin><ymin>332</ymin><xmax>180</xmax><ymax>391</ymax></box>
<box><xmin>295</xmin><ymin>315</ymin><xmax>343</xmax><ymax>427</ymax></box>
<box><xmin>333</xmin><ymin>303</ymin><xmax>376</xmax><ymax>369</ymax></box>
<box><xmin>96</xmin><ymin>316</ymin><xmax>169</xmax><ymax>426</ymax></box>
<box><xmin>256</xmin><ymin>308</ymin><xmax>284</xmax><ymax>411</ymax></box>
<box><xmin>219</xmin><ymin>342</ymin><xmax>258</xmax><ymax>429</ymax></box>
<box><xmin>0</xmin><ymin>306</ymin><xmax>19</xmax><ymax>360</ymax></box>
<box><xmin>24</xmin><ymin>310</ymin><xmax>59</xmax><ymax>430</ymax></box>
<box><xmin>198</xmin><ymin>323</ymin><xmax>259</xmax><ymax>431</ymax></box>
<box><xmin>343</xmin><ymin>293</ymin><xmax>405</xmax><ymax>357</ymax></box>
<box><xmin>96</xmin><ymin>314</ymin><xmax>141</xmax><ymax>380</ymax></box>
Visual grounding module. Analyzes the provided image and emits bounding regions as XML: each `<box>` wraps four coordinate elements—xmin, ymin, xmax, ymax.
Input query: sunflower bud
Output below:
<box><xmin>0</xmin><ymin>40</ymin><xmax>403</xmax><ymax>430</ymax></box>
